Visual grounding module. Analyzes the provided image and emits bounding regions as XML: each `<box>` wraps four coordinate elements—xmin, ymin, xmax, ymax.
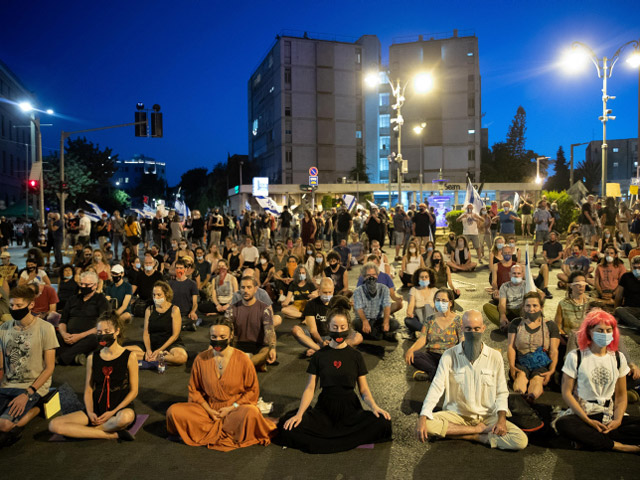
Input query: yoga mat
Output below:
<box><xmin>356</xmin><ymin>443</ymin><xmax>374</xmax><ymax>449</ymax></box>
<box><xmin>49</xmin><ymin>414</ymin><xmax>149</xmax><ymax>442</ymax></box>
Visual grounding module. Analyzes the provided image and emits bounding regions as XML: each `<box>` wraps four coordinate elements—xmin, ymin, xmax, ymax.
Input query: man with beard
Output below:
<box><xmin>352</xmin><ymin>262</ymin><xmax>398</xmax><ymax>340</ymax></box>
<box><xmin>416</xmin><ymin>310</ymin><xmax>528</xmax><ymax>451</ymax></box>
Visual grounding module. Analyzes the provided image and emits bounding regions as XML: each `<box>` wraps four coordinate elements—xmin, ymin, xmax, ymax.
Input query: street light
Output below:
<box><xmin>535</xmin><ymin>156</ymin><xmax>549</xmax><ymax>185</ymax></box>
<box><xmin>413</xmin><ymin>122</ymin><xmax>427</xmax><ymax>202</ymax></box>
<box><xmin>563</xmin><ymin>39</ymin><xmax>640</xmax><ymax>196</ymax></box>
<box><xmin>366</xmin><ymin>71</ymin><xmax>433</xmax><ymax>206</ymax></box>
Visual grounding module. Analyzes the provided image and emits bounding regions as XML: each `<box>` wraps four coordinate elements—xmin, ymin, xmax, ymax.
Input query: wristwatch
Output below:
<box><xmin>232</xmin><ymin>402</ymin><xmax>239</xmax><ymax>409</ymax></box>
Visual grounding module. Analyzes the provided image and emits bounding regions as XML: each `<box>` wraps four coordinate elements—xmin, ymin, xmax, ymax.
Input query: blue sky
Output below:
<box><xmin>2</xmin><ymin>0</ymin><xmax>639</xmax><ymax>183</ymax></box>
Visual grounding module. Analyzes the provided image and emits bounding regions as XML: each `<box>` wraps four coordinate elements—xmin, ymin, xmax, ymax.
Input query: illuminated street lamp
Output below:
<box><xmin>366</xmin><ymin>71</ymin><xmax>434</xmax><ymax>206</ymax></box>
<box><xmin>535</xmin><ymin>156</ymin><xmax>549</xmax><ymax>185</ymax></box>
<box><xmin>563</xmin><ymin>39</ymin><xmax>640</xmax><ymax>196</ymax></box>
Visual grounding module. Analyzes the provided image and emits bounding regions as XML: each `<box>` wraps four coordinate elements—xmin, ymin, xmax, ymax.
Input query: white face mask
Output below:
<box><xmin>260</xmin><ymin>258</ymin><xmax>267</xmax><ymax>264</ymax></box>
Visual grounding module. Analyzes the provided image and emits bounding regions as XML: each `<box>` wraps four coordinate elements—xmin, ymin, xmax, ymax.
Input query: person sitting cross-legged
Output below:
<box><xmin>0</xmin><ymin>286</ymin><xmax>58</xmax><ymax>448</ymax></box>
<box><xmin>280</xmin><ymin>265</ymin><xmax>317</xmax><ymax>320</ymax></box>
<box><xmin>292</xmin><ymin>278</ymin><xmax>362</xmax><ymax>356</ymax></box>
<box><xmin>416</xmin><ymin>310</ymin><xmax>528</xmax><ymax>451</ymax></box>
<box><xmin>49</xmin><ymin>312</ymin><xmax>138</xmax><ymax>441</ymax></box>
<box><xmin>352</xmin><ymin>262</ymin><xmax>399</xmax><ymax>341</ymax></box>
<box><xmin>166</xmin><ymin>317</ymin><xmax>277</xmax><ymax>451</ymax></box>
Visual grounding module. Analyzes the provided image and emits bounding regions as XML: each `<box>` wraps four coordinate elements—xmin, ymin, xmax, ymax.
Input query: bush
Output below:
<box><xmin>542</xmin><ymin>190</ymin><xmax>580</xmax><ymax>234</ymax></box>
<box><xmin>321</xmin><ymin>195</ymin><xmax>333</xmax><ymax>211</ymax></box>
<box><xmin>446</xmin><ymin>210</ymin><xmax>463</xmax><ymax>235</ymax></box>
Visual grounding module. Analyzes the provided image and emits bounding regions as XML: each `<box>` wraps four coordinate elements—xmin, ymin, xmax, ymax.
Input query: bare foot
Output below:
<box><xmin>305</xmin><ymin>348</ymin><xmax>316</xmax><ymax>357</ymax></box>
<box><xmin>476</xmin><ymin>422</ymin><xmax>492</xmax><ymax>434</ymax></box>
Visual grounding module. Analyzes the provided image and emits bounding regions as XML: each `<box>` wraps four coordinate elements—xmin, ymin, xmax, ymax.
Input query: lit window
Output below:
<box><xmin>355</xmin><ymin>131</ymin><xmax>362</xmax><ymax>139</ymax></box>
<box><xmin>379</xmin><ymin>93</ymin><xmax>389</xmax><ymax>106</ymax></box>
<box><xmin>379</xmin><ymin>115</ymin><xmax>390</xmax><ymax>128</ymax></box>
<box><xmin>468</xmin><ymin>129</ymin><xmax>475</xmax><ymax>134</ymax></box>
<box><xmin>612</xmin><ymin>147</ymin><xmax>619</xmax><ymax>153</ymax></box>
<box><xmin>467</xmin><ymin>52</ymin><xmax>474</xmax><ymax>57</ymax></box>
<box><xmin>269</xmin><ymin>86</ymin><xmax>275</xmax><ymax>93</ymax></box>
<box><xmin>125</xmin><ymin>177</ymin><xmax>129</xmax><ymax>183</ymax></box>
<box><xmin>613</xmin><ymin>162</ymin><xmax>619</xmax><ymax>168</ymax></box>
<box><xmin>252</xmin><ymin>119</ymin><xmax>258</xmax><ymax>136</ymax></box>
<box><xmin>379</xmin><ymin>136</ymin><xmax>390</xmax><ymax>151</ymax></box>
<box><xmin>379</xmin><ymin>158</ymin><xmax>389</xmax><ymax>171</ymax></box>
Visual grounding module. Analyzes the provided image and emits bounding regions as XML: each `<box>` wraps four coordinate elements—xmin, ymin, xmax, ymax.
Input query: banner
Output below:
<box><xmin>463</xmin><ymin>179</ymin><xmax>484</xmax><ymax>214</ymax></box>
<box><xmin>524</xmin><ymin>244</ymin><xmax>537</xmax><ymax>294</ymax></box>
<box><xmin>255</xmin><ymin>196</ymin><xmax>282</xmax><ymax>216</ymax></box>
<box><xmin>174</xmin><ymin>199</ymin><xmax>191</xmax><ymax>219</ymax></box>
<box><xmin>85</xmin><ymin>200</ymin><xmax>108</xmax><ymax>217</ymax></box>
<box><xmin>513</xmin><ymin>192</ymin><xmax>521</xmax><ymax>212</ymax></box>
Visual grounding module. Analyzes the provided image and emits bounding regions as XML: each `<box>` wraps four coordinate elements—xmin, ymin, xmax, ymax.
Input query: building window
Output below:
<box><xmin>379</xmin><ymin>93</ymin><xmax>389</xmax><ymax>106</ymax></box>
<box><xmin>355</xmin><ymin>130</ymin><xmax>362</xmax><ymax>139</ymax></box>
<box><xmin>284</xmin><ymin>67</ymin><xmax>291</xmax><ymax>85</ymax></box>
<box><xmin>612</xmin><ymin>147</ymin><xmax>619</xmax><ymax>153</ymax></box>
<box><xmin>285</xmin><ymin>106</ymin><xmax>291</xmax><ymax>117</ymax></box>
<box><xmin>468</xmin><ymin>129</ymin><xmax>475</xmax><ymax>134</ymax></box>
<box><xmin>356</xmin><ymin>49</ymin><xmax>361</xmax><ymax>64</ymax></box>
<box><xmin>379</xmin><ymin>136</ymin><xmax>390</xmax><ymax>152</ymax></box>
<box><xmin>468</xmin><ymin>74</ymin><xmax>474</xmax><ymax>82</ymax></box>
<box><xmin>613</xmin><ymin>162</ymin><xmax>619</xmax><ymax>168</ymax></box>
<box><xmin>125</xmin><ymin>177</ymin><xmax>129</xmax><ymax>183</ymax></box>
<box><xmin>284</xmin><ymin>41</ymin><xmax>291</xmax><ymax>64</ymax></box>
<box><xmin>379</xmin><ymin>158</ymin><xmax>389</xmax><ymax>171</ymax></box>
<box><xmin>252</xmin><ymin>119</ymin><xmax>259</xmax><ymax>136</ymax></box>
<box><xmin>285</xmin><ymin>149</ymin><xmax>292</xmax><ymax>164</ymax></box>
<box><xmin>379</xmin><ymin>114</ymin><xmax>390</xmax><ymax>128</ymax></box>
<box><xmin>468</xmin><ymin>97</ymin><xmax>475</xmax><ymax>109</ymax></box>
<box><xmin>468</xmin><ymin>149</ymin><xmax>476</xmax><ymax>161</ymax></box>
<box><xmin>467</xmin><ymin>51</ymin><xmax>474</xmax><ymax>57</ymax></box>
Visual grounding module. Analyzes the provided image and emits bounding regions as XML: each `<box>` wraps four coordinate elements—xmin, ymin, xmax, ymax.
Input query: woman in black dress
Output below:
<box><xmin>276</xmin><ymin>297</ymin><xmax>392</xmax><ymax>453</ymax></box>
<box><xmin>49</xmin><ymin>311</ymin><xmax>139</xmax><ymax>440</ymax></box>
<box><xmin>126</xmin><ymin>281</ymin><xmax>188</xmax><ymax>366</ymax></box>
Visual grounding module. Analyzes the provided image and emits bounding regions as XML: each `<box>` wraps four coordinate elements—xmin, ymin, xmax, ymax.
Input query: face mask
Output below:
<box><xmin>172</xmin><ymin>244</ymin><xmax>178</xmax><ymax>250</ymax></box>
<box><xmin>180</xmin><ymin>245</ymin><xmax>187</xmax><ymax>250</ymax></box>
<box><xmin>633</xmin><ymin>269</ymin><xmax>640</xmax><ymax>279</ymax></box>
<box><xmin>329</xmin><ymin>331</ymin><xmax>346</xmax><ymax>344</ymax></box>
<box><xmin>94</xmin><ymin>256</ymin><xmax>102</xmax><ymax>262</ymax></box>
<box><xmin>605</xmin><ymin>233</ymin><xmax>610</xmax><ymax>238</ymax></box>
<box><xmin>525</xmin><ymin>311</ymin><xmax>541</xmax><ymax>321</ymax></box>
<box><xmin>511</xmin><ymin>276</ymin><xmax>522</xmax><ymax>285</ymax></box>
<box><xmin>409</xmin><ymin>248</ymin><xmax>417</xmax><ymax>254</ymax></box>
<box><xmin>141</xmin><ymin>264</ymin><xmax>152</xmax><ymax>272</ymax></box>
<box><xmin>232</xmin><ymin>247</ymin><xmax>237</xmax><ymax>252</ymax></box>
<box><xmin>260</xmin><ymin>258</ymin><xmax>267</xmax><ymax>265</ymax></box>
<box><xmin>504</xmin><ymin>207</ymin><xmax>510</xmax><ymax>212</ymax></box>
<box><xmin>503</xmin><ymin>254</ymin><xmax>512</xmax><ymax>262</ymax></box>
<box><xmin>432</xmin><ymin>258</ymin><xmax>440</xmax><ymax>264</ymax></box>
<box><xmin>365</xmin><ymin>276</ymin><xmax>378</xmax><ymax>296</ymax></box>
<box><xmin>97</xmin><ymin>333</ymin><xmax>116</xmax><ymax>348</ymax></box>
<box><xmin>112</xmin><ymin>275</ymin><xmax>122</xmax><ymax>283</ymax></box>
<box><xmin>154</xmin><ymin>298</ymin><xmax>165</xmax><ymax>307</ymax></box>
<box><xmin>463</xmin><ymin>331</ymin><xmax>483</xmax><ymax>363</ymax></box>
<box><xmin>419</xmin><ymin>279</ymin><xmax>429</xmax><ymax>288</ymax></box>
<box><xmin>605</xmin><ymin>255</ymin><xmax>614</xmax><ymax>263</ymax></box>
<box><xmin>448</xmin><ymin>237</ymin><xmax>455</xmax><ymax>242</ymax></box>
<box><xmin>299</xmin><ymin>274</ymin><xmax>306</xmax><ymax>281</ymax></box>
<box><xmin>509</xmin><ymin>243</ymin><xmax>516</xmax><ymax>248</ymax></box>
<box><xmin>427</xmin><ymin>247</ymin><xmax>433</xmax><ymax>252</ymax></box>
<box><xmin>315</xmin><ymin>257</ymin><xmax>323</xmax><ymax>264</ymax></box>
<box><xmin>79</xmin><ymin>286</ymin><xmax>94</xmax><ymax>296</ymax></box>
<box><xmin>64</xmin><ymin>274</ymin><xmax>73</xmax><ymax>280</ymax></box>
<box><xmin>496</xmin><ymin>243</ymin><xmax>504</xmax><ymax>250</ymax></box>
<box><xmin>306</xmin><ymin>250</ymin><xmax>313</xmax><ymax>255</ymax></box>
<box><xmin>197</xmin><ymin>256</ymin><xmax>204</xmax><ymax>261</ymax></box>
<box><xmin>210</xmin><ymin>338</ymin><xmax>230</xmax><ymax>352</ymax></box>
<box><xmin>320</xmin><ymin>294</ymin><xmax>333</xmax><ymax>303</ymax></box>
<box><xmin>592</xmin><ymin>331</ymin><xmax>613</xmax><ymax>348</ymax></box>
<box><xmin>11</xmin><ymin>306</ymin><xmax>30</xmax><ymax>321</ymax></box>
<box><xmin>27</xmin><ymin>266</ymin><xmax>36</xmax><ymax>272</ymax></box>
<box><xmin>480</xmin><ymin>210</ymin><xmax>486</xmax><ymax>215</ymax></box>
<box><xmin>430</xmin><ymin>298</ymin><xmax>448</xmax><ymax>313</ymax></box>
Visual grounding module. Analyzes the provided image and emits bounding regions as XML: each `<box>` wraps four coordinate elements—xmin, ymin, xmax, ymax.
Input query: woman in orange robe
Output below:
<box><xmin>166</xmin><ymin>318</ymin><xmax>276</xmax><ymax>451</ymax></box>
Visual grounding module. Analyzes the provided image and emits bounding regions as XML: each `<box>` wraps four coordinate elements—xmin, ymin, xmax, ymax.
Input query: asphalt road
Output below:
<box><xmin>1</xmin><ymin>242</ymin><xmax>639</xmax><ymax>479</ymax></box>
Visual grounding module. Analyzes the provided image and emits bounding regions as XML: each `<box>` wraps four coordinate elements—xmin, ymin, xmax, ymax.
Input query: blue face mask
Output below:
<box><xmin>419</xmin><ymin>279</ymin><xmax>429</xmax><ymax>288</ymax></box>
<box><xmin>320</xmin><ymin>294</ymin><xmax>333</xmax><ymax>304</ymax></box>
<box><xmin>503</xmin><ymin>254</ymin><xmax>512</xmax><ymax>262</ymax></box>
<box><xmin>592</xmin><ymin>331</ymin><xmax>613</xmax><ymax>348</ymax></box>
<box><xmin>633</xmin><ymin>269</ymin><xmax>640</xmax><ymax>279</ymax></box>
<box><xmin>496</xmin><ymin>243</ymin><xmax>504</xmax><ymax>250</ymax></box>
<box><xmin>435</xmin><ymin>301</ymin><xmax>449</xmax><ymax>313</ymax></box>
<box><xmin>511</xmin><ymin>276</ymin><xmax>522</xmax><ymax>285</ymax></box>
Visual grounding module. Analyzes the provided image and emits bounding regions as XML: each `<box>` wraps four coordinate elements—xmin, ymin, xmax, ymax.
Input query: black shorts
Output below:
<box><xmin>515</xmin><ymin>362</ymin><xmax>549</xmax><ymax>379</ymax></box>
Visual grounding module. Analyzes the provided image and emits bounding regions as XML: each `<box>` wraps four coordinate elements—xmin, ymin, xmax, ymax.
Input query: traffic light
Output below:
<box><xmin>28</xmin><ymin>179</ymin><xmax>39</xmax><ymax>192</ymax></box>
<box><xmin>151</xmin><ymin>112</ymin><xmax>163</xmax><ymax>137</ymax></box>
<box><xmin>60</xmin><ymin>180</ymin><xmax>69</xmax><ymax>192</ymax></box>
<box><xmin>134</xmin><ymin>111</ymin><xmax>148</xmax><ymax>137</ymax></box>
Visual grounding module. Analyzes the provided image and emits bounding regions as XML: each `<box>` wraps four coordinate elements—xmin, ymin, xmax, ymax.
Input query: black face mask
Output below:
<box><xmin>97</xmin><ymin>333</ymin><xmax>116</xmax><ymax>348</ymax></box>
<box><xmin>365</xmin><ymin>276</ymin><xmax>378</xmax><ymax>297</ymax></box>
<box><xmin>210</xmin><ymin>339</ymin><xmax>229</xmax><ymax>352</ymax></box>
<box><xmin>525</xmin><ymin>311</ymin><xmax>542</xmax><ymax>321</ymax></box>
<box><xmin>27</xmin><ymin>266</ymin><xmax>36</xmax><ymax>272</ymax></box>
<box><xmin>432</xmin><ymin>258</ymin><xmax>440</xmax><ymax>265</ymax></box>
<box><xmin>329</xmin><ymin>331</ymin><xmax>347</xmax><ymax>344</ymax></box>
<box><xmin>11</xmin><ymin>306</ymin><xmax>30</xmax><ymax>321</ymax></box>
<box><xmin>79</xmin><ymin>286</ymin><xmax>94</xmax><ymax>296</ymax></box>
<box><xmin>112</xmin><ymin>275</ymin><xmax>122</xmax><ymax>283</ymax></box>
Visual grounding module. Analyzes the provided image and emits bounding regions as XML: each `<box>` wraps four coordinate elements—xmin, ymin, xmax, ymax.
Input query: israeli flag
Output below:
<box><xmin>245</xmin><ymin>200</ymin><xmax>252</xmax><ymax>212</ymax></box>
<box><xmin>174</xmin><ymin>199</ymin><xmax>191</xmax><ymax>219</ymax></box>
<box><xmin>85</xmin><ymin>200</ymin><xmax>108</xmax><ymax>218</ymax></box>
<box><xmin>524</xmin><ymin>244</ymin><xmax>537</xmax><ymax>294</ymax></box>
<box><xmin>513</xmin><ymin>192</ymin><xmax>521</xmax><ymax>212</ymax></box>
<box><xmin>342</xmin><ymin>194</ymin><xmax>357</xmax><ymax>211</ymax></box>
<box><xmin>463</xmin><ymin>179</ymin><xmax>484</xmax><ymax>214</ymax></box>
<box><xmin>78</xmin><ymin>209</ymin><xmax>100</xmax><ymax>223</ymax></box>
<box><xmin>255</xmin><ymin>196</ymin><xmax>282</xmax><ymax>216</ymax></box>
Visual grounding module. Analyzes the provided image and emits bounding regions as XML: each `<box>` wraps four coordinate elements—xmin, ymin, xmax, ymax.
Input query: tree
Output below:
<box><xmin>178</xmin><ymin>167</ymin><xmax>209</xmax><ymax>207</ymax></box>
<box><xmin>506</xmin><ymin>106</ymin><xmax>527</xmax><ymax>160</ymax></box>
<box><xmin>65</xmin><ymin>137</ymin><xmax>118</xmax><ymax>207</ymax></box>
<box><xmin>544</xmin><ymin>146</ymin><xmax>570</xmax><ymax>191</ymax></box>
<box><xmin>43</xmin><ymin>153</ymin><xmax>97</xmax><ymax>210</ymax></box>
<box><xmin>349</xmin><ymin>151</ymin><xmax>370</xmax><ymax>183</ymax></box>
<box><xmin>112</xmin><ymin>189</ymin><xmax>131</xmax><ymax>210</ymax></box>
<box><xmin>577</xmin><ymin>155</ymin><xmax>601</xmax><ymax>193</ymax></box>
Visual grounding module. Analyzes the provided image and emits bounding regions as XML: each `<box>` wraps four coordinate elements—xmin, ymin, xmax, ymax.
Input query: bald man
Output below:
<box><xmin>292</xmin><ymin>278</ymin><xmax>362</xmax><ymax>356</ymax></box>
<box><xmin>416</xmin><ymin>310</ymin><xmax>528</xmax><ymax>451</ymax></box>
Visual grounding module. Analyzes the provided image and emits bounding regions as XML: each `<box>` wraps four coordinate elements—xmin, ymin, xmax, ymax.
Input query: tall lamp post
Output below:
<box><xmin>564</xmin><ymin>40</ymin><xmax>640</xmax><ymax>197</ymax></box>
<box><xmin>413</xmin><ymin>122</ymin><xmax>427</xmax><ymax>203</ymax></box>
<box><xmin>366</xmin><ymin>71</ymin><xmax>433</xmax><ymax>206</ymax></box>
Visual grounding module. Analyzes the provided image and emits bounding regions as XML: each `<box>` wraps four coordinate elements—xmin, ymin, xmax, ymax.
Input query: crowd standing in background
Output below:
<box><xmin>0</xmin><ymin>195</ymin><xmax>640</xmax><ymax>456</ymax></box>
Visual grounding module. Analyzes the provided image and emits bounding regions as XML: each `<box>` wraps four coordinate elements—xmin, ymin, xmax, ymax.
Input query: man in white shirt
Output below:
<box><xmin>77</xmin><ymin>210</ymin><xmax>92</xmax><ymax>246</ymax></box>
<box><xmin>241</xmin><ymin>237</ymin><xmax>260</xmax><ymax>269</ymax></box>
<box><xmin>416</xmin><ymin>310</ymin><xmax>528</xmax><ymax>450</ymax></box>
<box><xmin>456</xmin><ymin>204</ymin><xmax>484</xmax><ymax>263</ymax></box>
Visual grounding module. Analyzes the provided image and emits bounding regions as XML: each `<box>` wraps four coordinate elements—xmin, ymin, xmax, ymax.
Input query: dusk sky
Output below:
<box><xmin>2</xmin><ymin>0</ymin><xmax>639</xmax><ymax>184</ymax></box>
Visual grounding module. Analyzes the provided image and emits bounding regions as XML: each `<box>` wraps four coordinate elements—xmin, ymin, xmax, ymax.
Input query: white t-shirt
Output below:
<box><xmin>462</xmin><ymin>213</ymin><xmax>479</xmax><ymax>236</ymax></box>
<box><xmin>20</xmin><ymin>269</ymin><xmax>48</xmax><ymax>283</ymax></box>
<box><xmin>241</xmin><ymin>246</ymin><xmax>260</xmax><ymax>263</ymax></box>
<box><xmin>79</xmin><ymin>216</ymin><xmax>91</xmax><ymax>236</ymax></box>
<box><xmin>562</xmin><ymin>348</ymin><xmax>629</xmax><ymax>415</ymax></box>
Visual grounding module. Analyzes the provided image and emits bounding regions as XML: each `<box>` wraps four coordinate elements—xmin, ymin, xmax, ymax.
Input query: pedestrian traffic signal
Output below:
<box><xmin>60</xmin><ymin>180</ymin><xmax>69</xmax><ymax>192</ymax></box>
<box><xmin>28</xmin><ymin>179</ymin><xmax>39</xmax><ymax>192</ymax></box>
<box><xmin>151</xmin><ymin>112</ymin><xmax>163</xmax><ymax>137</ymax></box>
<box><xmin>135</xmin><ymin>111</ymin><xmax>148</xmax><ymax>137</ymax></box>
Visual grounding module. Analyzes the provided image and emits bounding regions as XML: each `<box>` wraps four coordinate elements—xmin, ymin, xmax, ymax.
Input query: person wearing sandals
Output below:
<box><xmin>405</xmin><ymin>289</ymin><xmax>462</xmax><ymax>382</ymax></box>
<box><xmin>507</xmin><ymin>292</ymin><xmax>560</xmax><ymax>401</ymax></box>
<box><xmin>555</xmin><ymin>309</ymin><xmax>640</xmax><ymax>453</ymax></box>
<box><xmin>49</xmin><ymin>311</ymin><xmax>138</xmax><ymax>441</ymax></box>
<box><xmin>403</xmin><ymin>268</ymin><xmax>438</xmax><ymax>335</ymax></box>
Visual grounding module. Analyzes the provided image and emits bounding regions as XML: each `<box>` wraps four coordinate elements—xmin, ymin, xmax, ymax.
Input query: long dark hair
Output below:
<box><xmin>327</xmin><ymin>296</ymin><xmax>352</xmax><ymax>328</ymax></box>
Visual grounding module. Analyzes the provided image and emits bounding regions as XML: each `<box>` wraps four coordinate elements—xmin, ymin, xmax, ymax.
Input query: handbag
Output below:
<box><xmin>518</xmin><ymin>346</ymin><xmax>551</xmax><ymax>370</ymax></box>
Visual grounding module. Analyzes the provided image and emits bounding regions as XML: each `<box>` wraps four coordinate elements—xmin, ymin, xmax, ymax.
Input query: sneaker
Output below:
<box><xmin>278</xmin><ymin>294</ymin><xmax>286</xmax><ymax>303</ymax></box>
<box><xmin>543</xmin><ymin>287</ymin><xmax>553</xmax><ymax>299</ymax></box>
<box><xmin>627</xmin><ymin>389</ymin><xmax>640</xmax><ymax>404</ymax></box>
<box><xmin>75</xmin><ymin>354</ymin><xmax>87</xmax><ymax>366</ymax></box>
<box><xmin>195</xmin><ymin>318</ymin><xmax>203</xmax><ymax>327</ymax></box>
<box><xmin>257</xmin><ymin>397</ymin><xmax>274</xmax><ymax>414</ymax></box>
<box><xmin>413</xmin><ymin>370</ymin><xmax>430</xmax><ymax>382</ymax></box>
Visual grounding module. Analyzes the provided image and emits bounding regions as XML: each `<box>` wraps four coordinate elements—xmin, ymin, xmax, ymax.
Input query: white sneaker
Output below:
<box><xmin>257</xmin><ymin>397</ymin><xmax>273</xmax><ymax>414</ymax></box>
<box><xmin>278</xmin><ymin>294</ymin><xmax>286</xmax><ymax>303</ymax></box>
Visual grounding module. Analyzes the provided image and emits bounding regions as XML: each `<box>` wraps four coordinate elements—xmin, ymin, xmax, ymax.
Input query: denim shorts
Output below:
<box><xmin>0</xmin><ymin>388</ymin><xmax>42</xmax><ymax>423</ymax></box>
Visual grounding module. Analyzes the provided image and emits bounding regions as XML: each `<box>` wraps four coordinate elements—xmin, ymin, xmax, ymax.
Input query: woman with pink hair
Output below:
<box><xmin>555</xmin><ymin>309</ymin><xmax>640</xmax><ymax>453</ymax></box>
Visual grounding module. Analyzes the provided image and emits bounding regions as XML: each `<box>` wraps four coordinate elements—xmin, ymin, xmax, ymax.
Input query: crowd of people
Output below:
<box><xmin>1</xmin><ymin>194</ymin><xmax>640</xmax><ymax>456</ymax></box>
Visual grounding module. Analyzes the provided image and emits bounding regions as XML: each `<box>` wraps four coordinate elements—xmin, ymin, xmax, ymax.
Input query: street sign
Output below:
<box><xmin>309</xmin><ymin>166</ymin><xmax>318</xmax><ymax>176</ymax></box>
<box><xmin>309</xmin><ymin>176</ymin><xmax>318</xmax><ymax>186</ymax></box>
<box><xmin>55</xmin><ymin>192</ymin><xmax>69</xmax><ymax>200</ymax></box>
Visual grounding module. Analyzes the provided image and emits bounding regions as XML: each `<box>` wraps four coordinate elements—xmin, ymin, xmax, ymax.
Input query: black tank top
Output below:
<box><xmin>148</xmin><ymin>304</ymin><xmax>181</xmax><ymax>351</ymax></box>
<box><xmin>91</xmin><ymin>349</ymin><xmax>132</xmax><ymax>415</ymax></box>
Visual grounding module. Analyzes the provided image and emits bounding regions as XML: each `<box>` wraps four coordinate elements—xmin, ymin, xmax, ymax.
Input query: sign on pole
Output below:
<box><xmin>309</xmin><ymin>166</ymin><xmax>318</xmax><ymax>176</ymax></box>
<box><xmin>309</xmin><ymin>176</ymin><xmax>318</xmax><ymax>186</ymax></box>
